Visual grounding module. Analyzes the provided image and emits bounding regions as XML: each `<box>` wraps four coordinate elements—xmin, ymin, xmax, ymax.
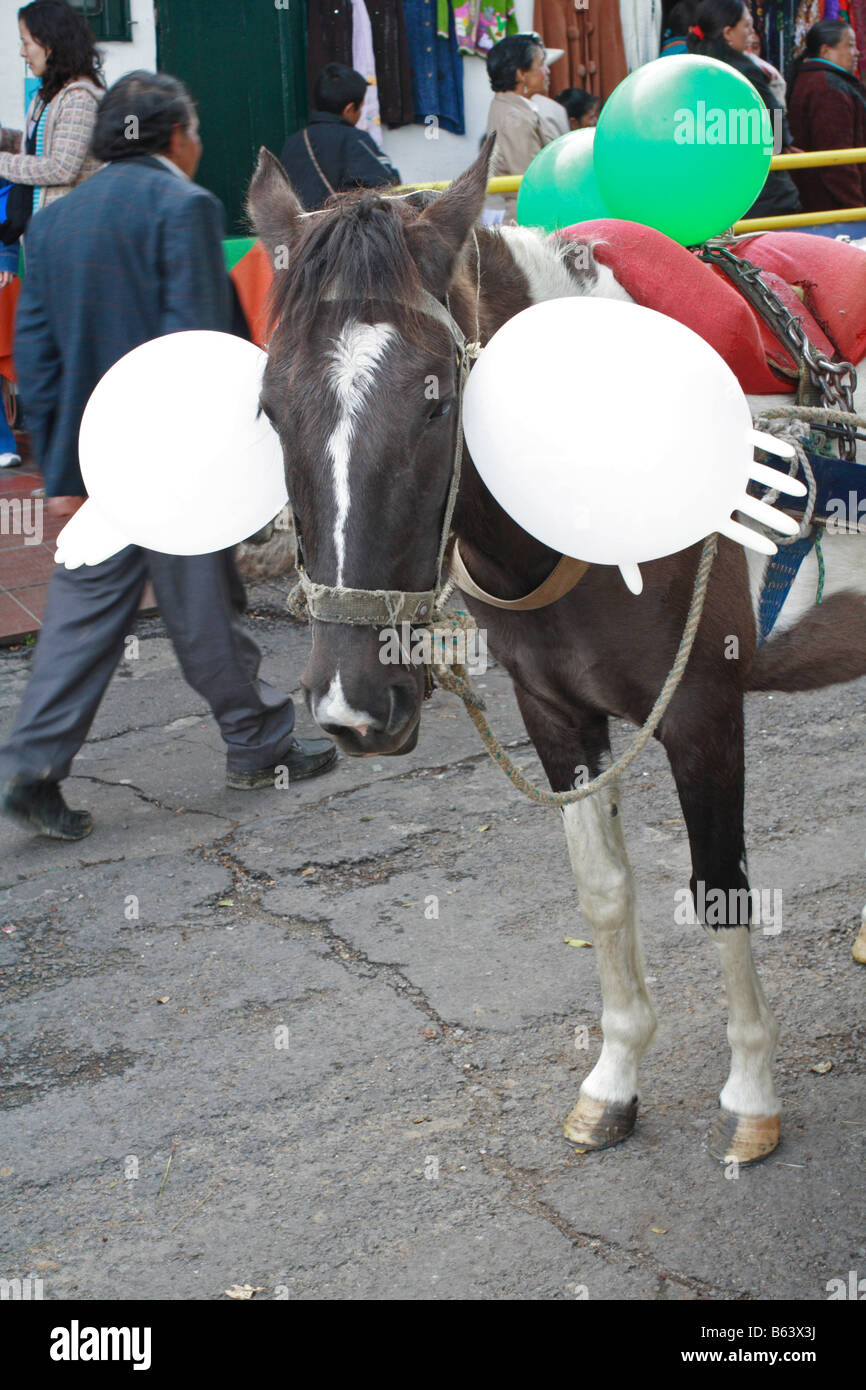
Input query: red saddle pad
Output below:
<box><xmin>558</xmin><ymin>220</ymin><xmax>866</xmax><ymax>395</ymax></box>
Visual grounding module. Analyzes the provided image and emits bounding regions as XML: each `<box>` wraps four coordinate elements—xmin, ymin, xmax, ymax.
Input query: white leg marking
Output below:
<box><xmin>562</xmin><ymin>786</ymin><xmax>656</xmax><ymax>1105</ymax></box>
<box><xmin>313</xmin><ymin>671</ymin><xmax>375</xmax><ymax>736</ymax></box>
<box><xmin>711</xmin><ymin>926</ymin><xmax>780</xmax><ymax>1117</ymax></box>
<box><xmin>327</xmin><ymin>320</ymin><xmax>398</xmax><ymax>584</ymax></box>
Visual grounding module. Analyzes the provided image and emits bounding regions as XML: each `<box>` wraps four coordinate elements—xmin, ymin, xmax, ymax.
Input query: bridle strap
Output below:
<box><xmin>296</xmin><ymin>252</ymin><xmax>591</xmax><ymax>625</ymax></box>
<box><xmin>297</xmin><ymin>568</ymin><xmax>436</xmax><ymax>626</ymax></box>
<box><xmin>300</xmin><ymin>281</ymin><xmax>476</xmax><ymax>625</ymax></box>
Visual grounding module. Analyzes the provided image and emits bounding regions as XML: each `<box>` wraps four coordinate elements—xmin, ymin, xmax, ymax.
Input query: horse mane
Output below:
<box><xmin>269</xmin><ymin>190</ymin><xmax>448</xmax><ymax>354</ymax></box>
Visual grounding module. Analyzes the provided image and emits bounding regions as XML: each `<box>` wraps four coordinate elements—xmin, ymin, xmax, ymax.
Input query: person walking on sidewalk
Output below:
<box><xmin>0</xmin><ymin>71</ymin><xmax>336</xmax><ymax>843</ymax></box>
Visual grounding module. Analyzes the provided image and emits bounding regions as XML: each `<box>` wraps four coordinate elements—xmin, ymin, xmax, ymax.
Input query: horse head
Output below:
<box><xmin>248</xmin><ymin>138</ymin><xmax>495</xmax><ymax>756</ymax></box>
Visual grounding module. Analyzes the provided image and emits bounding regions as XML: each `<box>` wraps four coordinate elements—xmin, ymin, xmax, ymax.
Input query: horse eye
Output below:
<box><xmin>427</xmin><ymin>397</ymin><xmax>454</xmax><ymax>422</ymax></box>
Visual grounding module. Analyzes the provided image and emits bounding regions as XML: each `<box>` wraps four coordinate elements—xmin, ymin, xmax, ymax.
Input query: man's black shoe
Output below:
<box><xmin>225</xmin><ymin>735</ymin><xmax>337</xmax><ymax>790</ymax></box>
<box><xmin>0</xmin><ymin>779</ymin><xmax>94</xmax><ymax>840</ymax></box>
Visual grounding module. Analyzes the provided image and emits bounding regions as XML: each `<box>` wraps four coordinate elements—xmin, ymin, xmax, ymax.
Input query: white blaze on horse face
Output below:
<box><xmin>326</xmin><ymin>320</ymin><xmax>398</xmax><ymax>584</ymax></box>
<box><xmin>313</xmin><ymin>671</ymin><xmax>375</xmax><ymax>737</ymax></box>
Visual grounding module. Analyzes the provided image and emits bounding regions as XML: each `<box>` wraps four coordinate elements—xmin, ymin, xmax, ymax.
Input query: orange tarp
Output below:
<box><xmin>230</xmin><ymin>239</ymin><xmax>275</xmax><ymax>348</ymax></box>
<box><xmin>0</xmin><ymin>240</ymin><xmax>274</xmax><ymax>387</ymax></box>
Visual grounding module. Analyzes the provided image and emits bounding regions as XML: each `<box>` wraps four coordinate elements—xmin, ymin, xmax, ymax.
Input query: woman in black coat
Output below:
<box><xmin>686</xmin><ymin>0</ymin><xmax>801</xmax><ymax>220</ymax></box>
<box><xmin>788</xmin><ymin>20</ymin><xmax>866</xmax><ymax>212</ymax></box>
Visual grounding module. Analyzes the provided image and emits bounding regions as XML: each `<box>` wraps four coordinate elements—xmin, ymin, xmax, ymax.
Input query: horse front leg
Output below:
<box><xmin>514</xmin><ymin>690</ymin><xmax>657</xmax><ymax>1151</ymax></box>
<box><xmin>709</xmin><ymin>924</ymin><xmax>780</xmax><ymax>1163</ymax></box>
<box><xmin>560</xmin><ymin>783</ymin><xmax>658</xmax><ymax>1150</ymax></box>
<box><xmin>667</xmin><ymin>705</ymin><xmax>780</xmax><ymax>1165</ymax></box>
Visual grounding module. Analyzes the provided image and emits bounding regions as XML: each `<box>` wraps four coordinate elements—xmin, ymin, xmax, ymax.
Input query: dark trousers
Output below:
<box><xmin>0</xmin><ymin>546</ymin><xmax>294</xmax><ymax>784</ymax></box>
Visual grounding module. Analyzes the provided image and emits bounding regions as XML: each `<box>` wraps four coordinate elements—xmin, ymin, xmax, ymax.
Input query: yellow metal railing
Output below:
<box><xmin>395</xmin><ymin>147</ymin><xmax>866</xmax><ymax>234</ymax></box>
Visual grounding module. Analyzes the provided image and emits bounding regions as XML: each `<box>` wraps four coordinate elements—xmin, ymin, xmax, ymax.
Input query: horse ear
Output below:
<box><xmin>247</xmin><ymin>147</ymin><xmax>303</xmax><ymax>260</ymax></box>
<box><xmin>405</xmin><ymin>133</ymin><xmax>496</xmax><ymax>297</ymax></box>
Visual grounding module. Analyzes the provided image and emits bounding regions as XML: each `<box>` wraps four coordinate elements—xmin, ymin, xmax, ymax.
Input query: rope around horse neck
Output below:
<box><xmin>432</xmin><ymin>400</ymin><xmax>865</xmax><ymax>806</ymax></box>
<box><xmin>433</xmin><ymin>533</ymin><xmax>718</xmax><ymax>808</ymax></box>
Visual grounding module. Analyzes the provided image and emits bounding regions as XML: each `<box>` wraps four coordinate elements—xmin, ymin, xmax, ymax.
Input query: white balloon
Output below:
<box><xmin>54</xmin><ymin>499</ymin><xmax>134</xmax><ymax>569</ymax></box>
<box><xmin>462</xmin><ymin>297</ymin><xmax>802</xmax><ymax>572</ymax></box>
<box><xmin>61</xmin><ymin>331</ymin><xmax>287</xmax><ymax>565</ymax></box>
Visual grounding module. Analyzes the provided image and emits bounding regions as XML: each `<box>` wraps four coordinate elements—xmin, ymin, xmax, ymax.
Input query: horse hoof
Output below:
<box><xmin>853</xmin><ymin>916</ymin><xmax>866</xmax><ymax>965</ymax></box>
<box><xmin>563</xmin><ymin>1094</ymin><xmax>638</xmax><ymax>1151</ymax></box>
<box><xmin>707</xmin><ymin>1108</ymin><xmax>780</xmax><ymax>1165</ymax></box>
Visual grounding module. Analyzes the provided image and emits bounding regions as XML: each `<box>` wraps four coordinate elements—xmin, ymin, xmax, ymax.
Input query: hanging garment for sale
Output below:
<box><xmin>619</xmin><ymin>0</ymin><xmax>663</xmax><ymax>71</ymax></box>
<box><xmin>761</xmin><ymin>0</ymin><xmax>797</xmax><ymax>73</ymax></box>
<box><xmin>533</xmin><ymin>0</ymin><xmax>628</xmax><ymax>101</ymax></box>
<box><xmin>352</xmin><ymin>0</ymin><xmax>384</xmax><ymax>144</ymax></box>
<box><xmin>367</xmin><ymin>0</ymin><xmax>416</xmax><ymax>127</ymax></box>
<box><xmin>795</xmin><ymin>0</ymin><xmax>825</xmax><ymax>52</ymax></box>
<box><xmin>403</xmin><ymin>0</ymin><xmax>465</xmax><ymax>133</ymax></box>
<box><xmin>850</xmin><ymin>0</ymin><xmax>866</xmax><ymax>76</ymax></box>
<box><xmin>307</xmin><ymin>0</ymin><xmax>353</xmax><ymax>104</ymax></box>
<box><xmin>454</xmin><ymin>0</ymin><xmax>518</xmax><ymax>55</ymax></box>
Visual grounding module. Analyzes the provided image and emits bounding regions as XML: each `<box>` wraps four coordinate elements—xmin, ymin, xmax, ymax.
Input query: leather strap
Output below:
<box><xmin>450</xmin><ymin>541</ymin><xmax>589</xmax><ymax>611</ymax></box>
<box><xmin>304</xmin><ymin>128</ymin><xmax>336</xmax><ymax>199</ymax></box>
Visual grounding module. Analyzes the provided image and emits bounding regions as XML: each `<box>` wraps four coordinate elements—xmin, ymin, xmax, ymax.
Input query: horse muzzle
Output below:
<box><xmin>303</xmin><ymin>641</ymin><xmax>424</xmax><ymax>757</ymax></box>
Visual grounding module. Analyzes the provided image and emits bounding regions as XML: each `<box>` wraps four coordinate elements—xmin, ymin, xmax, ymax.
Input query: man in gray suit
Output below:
<box><xmin>0</xmin><ymin>71</ymin><xmax>335</xmax><ymax>841</ymax></box>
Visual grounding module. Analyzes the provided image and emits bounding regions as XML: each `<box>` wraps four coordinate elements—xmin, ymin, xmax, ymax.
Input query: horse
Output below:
<box><xmin>247</xmin><ymin>138</ymin><xmax>866</xmax><ymax>1165</ymax></box>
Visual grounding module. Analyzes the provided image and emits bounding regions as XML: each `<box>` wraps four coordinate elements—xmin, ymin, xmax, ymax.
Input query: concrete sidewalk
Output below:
<box><xmin>0</xmin><ymin>585</ymin><xmax>864</xmax><ymax>1300</ymax></box>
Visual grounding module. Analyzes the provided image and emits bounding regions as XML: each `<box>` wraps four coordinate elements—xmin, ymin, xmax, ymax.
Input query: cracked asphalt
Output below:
<box><xmin>0</xmin><ymin>581</ymin><xmax>864</xmax><ymax>1301</ymax></box>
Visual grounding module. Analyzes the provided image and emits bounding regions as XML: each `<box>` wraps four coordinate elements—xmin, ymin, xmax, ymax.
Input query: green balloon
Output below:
<box><xmin>516</xmin><ymin>128</ymin><xmax>612</xmax><ymax>232</ymax></box>
<box><xmin>594</xmin><ymin>55</ymin><xmax>773</xmax><ymax>246</ymax></box>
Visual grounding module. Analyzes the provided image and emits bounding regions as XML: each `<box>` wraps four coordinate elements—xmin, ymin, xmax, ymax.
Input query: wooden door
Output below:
<box><xmin>155</xmin><ymin>0</ymin><xmax>307</xmax><ymax>232</ymax></box>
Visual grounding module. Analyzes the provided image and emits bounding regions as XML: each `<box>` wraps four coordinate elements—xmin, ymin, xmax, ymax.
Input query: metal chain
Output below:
<box><xmin>699</xmin><ymin>243</ymin><xmax>858</xmax><ymax>460</ymax></box>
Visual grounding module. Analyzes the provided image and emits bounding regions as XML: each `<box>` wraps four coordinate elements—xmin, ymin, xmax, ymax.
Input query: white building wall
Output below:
<box><xmin>379</xmin><ymin>0</ymin><xmax>535</xmax><ymax>185</ymax></box>
<box><xmin>0</xmin><ymin>0</ymin><xmax>156</xmax><ymax>131</ymax></box>
<box><xmin>0</xmin><ymin>0</ymin><xmax>530</xmax><ymax>187</ymax></box>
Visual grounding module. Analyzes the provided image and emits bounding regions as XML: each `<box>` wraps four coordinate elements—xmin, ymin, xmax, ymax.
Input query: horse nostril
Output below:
<box><xmin>386</xmin><ymin>681</ymin><xmax>417</xmax><ymax>737</ymax></box>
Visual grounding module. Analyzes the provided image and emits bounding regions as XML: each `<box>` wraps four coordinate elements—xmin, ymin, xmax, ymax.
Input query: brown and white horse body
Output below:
<box><xmin>248</xmin><ymin>143</ymin><xmax>866</xmax><ymax>1163</ymax></box>
<box><xmin>498</xmin><ymin>220</ymin><xmax>866</xmax><ymax>653</ymax></box>
<box><xmin>497</xmin><ymin>220</ymin><xmax>866</xmax><ymax>1150</ymax></box>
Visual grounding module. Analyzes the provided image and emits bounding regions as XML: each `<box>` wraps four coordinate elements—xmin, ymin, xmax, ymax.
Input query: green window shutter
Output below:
<box><xmin>71</xmin><ymin>1</ymin><xmax>132</xmax><ymax>43</ymax></box>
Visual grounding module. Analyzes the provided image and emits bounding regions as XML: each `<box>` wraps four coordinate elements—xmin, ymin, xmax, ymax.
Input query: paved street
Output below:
<box><xmin>0</xmin><ymin>581</ymin><xmax>864</xmax><ymax>1301</ymax></box>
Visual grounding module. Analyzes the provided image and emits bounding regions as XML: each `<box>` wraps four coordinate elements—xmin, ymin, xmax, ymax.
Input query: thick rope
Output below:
<box><xmin>752</xmin><ymin>414</ymin><xmax>818</xmax><ymax>543</ymax></box>
<box><xmin>433</xmin><ymin>533</ymin><xmax>719</xmax><ymax>807</ymax></box>
<box><xmin>755</xmin><ymin>404</ymin><xmax>866</xmax><ymax>430</ymax></box>
<box><xmin>815</xmin><ymin>529</ymin><xmax>825</xmax><ymax>603</ymax></box>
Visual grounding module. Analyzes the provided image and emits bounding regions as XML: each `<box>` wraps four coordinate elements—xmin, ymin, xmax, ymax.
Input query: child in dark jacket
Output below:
<box><xmin>280</xmin><ymin>63</ymin><xmax>401</xmax><ymax>211</ymax></box>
